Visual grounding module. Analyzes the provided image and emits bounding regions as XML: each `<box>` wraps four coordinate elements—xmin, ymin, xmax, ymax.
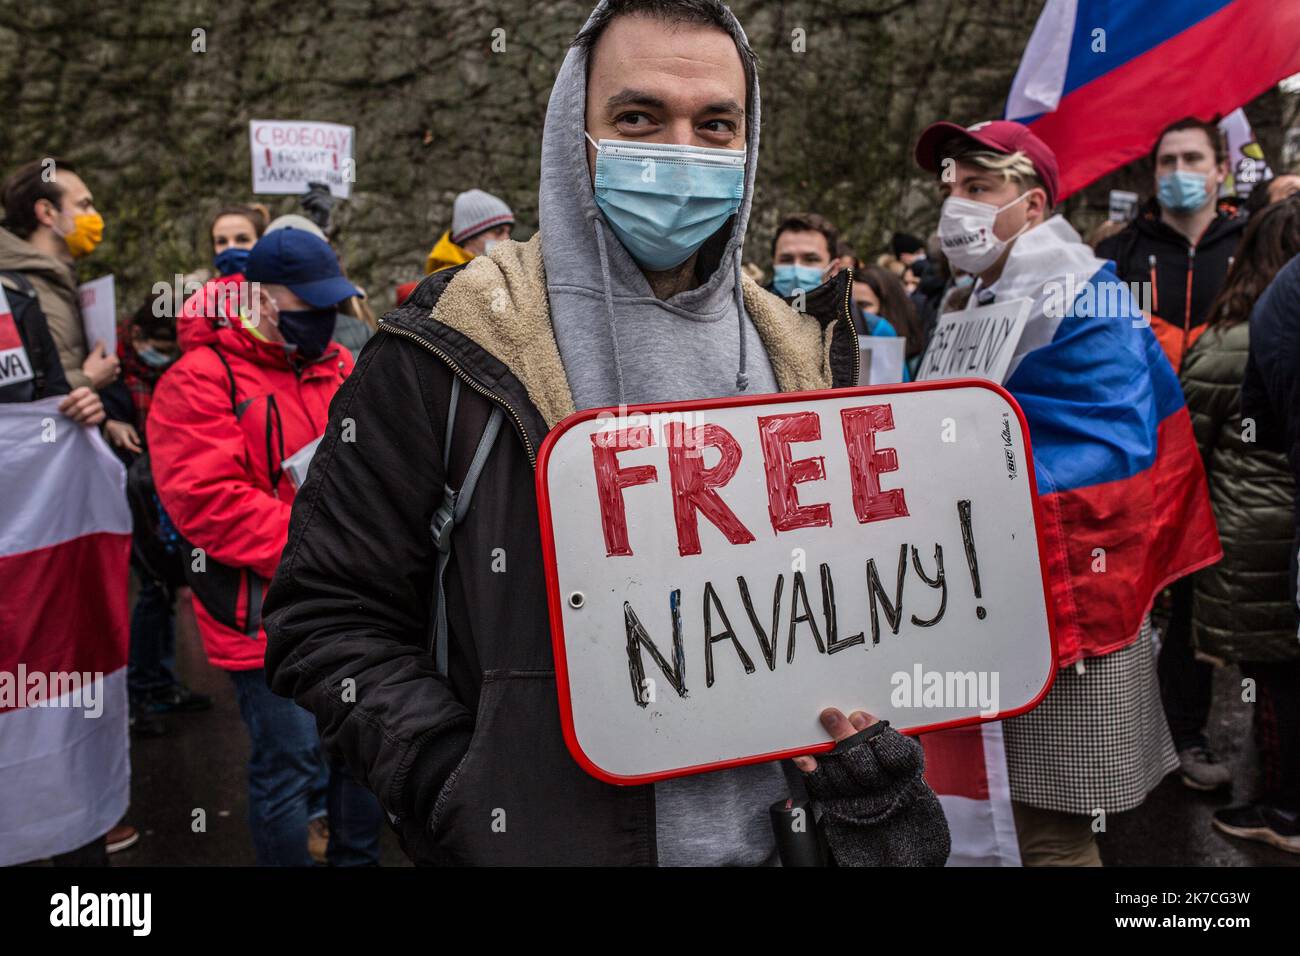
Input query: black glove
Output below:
<box><xmin>300</xmin><ymin>182</ymin><xmax>337</xmax><ymax>231</ymax></box>
<box><xmin>803</xmin><ymin>720</ymin><xmax>951</xmax><ymax>867</ymax></box>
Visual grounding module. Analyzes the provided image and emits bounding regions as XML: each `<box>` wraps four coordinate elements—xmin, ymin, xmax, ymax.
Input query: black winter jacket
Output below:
<box><xmin>263</xmin><ymin>242</ymin><xmax>932</xmax><ymax>865</ymax></box>
<box><xmin>1097</xmin><ymin>199</ymin><xmax>1245</xmax><ymax>367</ymax></box>
<box><xmin>1243</xmin><ymin>253</ymin><xmax>1300</xmax><ymax>614</ymax></box>
<box><xmin>1181</xmin><ymin>321</ymin><xmax>1297</xmax><ymax>661</ymax></box>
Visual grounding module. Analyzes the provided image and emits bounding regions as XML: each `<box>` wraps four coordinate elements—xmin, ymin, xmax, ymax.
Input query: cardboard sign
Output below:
<box><xmin>250</xmin><ymin>120</ymin><xmax>355</xmax><ymax>199</ymax></box>
<box><xmin>537</xmin><ymin>382</ymin><xmax>1056</xmax><ymax>784</ymax></box>
<box><xmin>858</xmin><ymin>335</ymin><xmax>906</xmax><ymax>385</ymax></box>
<box><xmin>77</xmin><ymin>275</ymin><xmax>116</xmax><ymax>356</ymax></box>
<box><xmin>0</xmin><ymin>287</ymin><xmax>34</xmax><ymax>388</ymax></box>
<box><xmin>916</xmin><ymin>298</ymin><xmax>1031</xmax><ymax>385</ymax></box>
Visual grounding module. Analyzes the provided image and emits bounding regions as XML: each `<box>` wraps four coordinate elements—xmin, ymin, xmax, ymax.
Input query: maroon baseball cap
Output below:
<box><xmin>914</xmin><ymin>120</ymin><xmax>1060</xmax><ymax>207</ymax></box>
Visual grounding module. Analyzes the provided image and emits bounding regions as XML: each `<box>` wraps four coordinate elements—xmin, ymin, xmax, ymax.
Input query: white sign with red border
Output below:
<box><xmin>537</xmin><ymin>380</ymin><xmax>1056</xmax><ymax>784</ymax></box>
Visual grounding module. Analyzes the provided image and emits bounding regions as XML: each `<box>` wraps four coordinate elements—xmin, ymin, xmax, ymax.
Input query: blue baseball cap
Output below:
<box><xmin>245</xmin><ymin>228</ymin><xmax>362</xmax><ymax>308</ymax></box>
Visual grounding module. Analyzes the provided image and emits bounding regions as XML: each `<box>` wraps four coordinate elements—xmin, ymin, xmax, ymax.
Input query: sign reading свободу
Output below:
<box><xmin>249</xmin><ymin>120</ymin><xmax>355</xmax><ymax>199</ymax></box>
<box><xmin>537</xmin><ymin>381</ymin><xmax>1055</xmax><ymax>784</ymax></box>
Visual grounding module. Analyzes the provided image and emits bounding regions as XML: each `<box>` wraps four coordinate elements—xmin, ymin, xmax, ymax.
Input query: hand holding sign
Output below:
<box><xmin>81</xmin><ymin>341</ymin><xmax>120</xmax><ymax>390</ymax></box>
<box><xmin>792</xmin><ymin>708</ymin><xmax>880</xmax><ymax>772</ymax></box>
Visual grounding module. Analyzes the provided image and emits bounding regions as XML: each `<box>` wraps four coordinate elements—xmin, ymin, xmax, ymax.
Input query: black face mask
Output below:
<box><xmin>274</xmin><ymin>308</ymin><xmax>337</xmax><ymax>359</ymax></box>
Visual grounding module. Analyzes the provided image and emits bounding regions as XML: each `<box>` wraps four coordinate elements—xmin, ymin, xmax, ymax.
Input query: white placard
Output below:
<box><xmin>1108</xmin><ymin>189</ymin><xmax>1140</xmax><ymax>222</ymax></box>
<box><xmin>858</xmin><ymin>335</ymin><xmax>906</xmax><ymax>385</ymax></box>
<box><xmin>281</xmin><ymin>434</ymin><xmax>324</xmax><ymax>489</ymax></box>
<box><xmin>915</xmin><ymin>297</ymin><xmax>1031</xmax><ymax>385</ymax></box>
<box><xmin>77</xmin><ymin>274</ymin><xmax>116</xmax><ymax>356</ymax></box>
<box><xmin>0</xmin><ymin>287</ymin><xmax>34</xmax><ymax>388</ymax></box>
<box><xmin>250</xmin><ymin>120</ymin><xmax>355</xmax><ymax>199</ymax></box>
<box><xmin>538</xmin><ymin>383</ymin><xmax>1055</xmax><ymax>783</ymax></box>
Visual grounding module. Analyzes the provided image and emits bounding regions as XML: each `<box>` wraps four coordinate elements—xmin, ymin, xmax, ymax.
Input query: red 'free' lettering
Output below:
<box><xmin>664</xmin><ymin>422</ymin><xmax>756</xmax><ymax>556</ymax></box>
<box><xmin>840</xmin><ymin>404</ymin><xmax>909</xmax><ymax>523</ymax></box>
<box><xmin>591</xmin><ymin>426</ymin><xmax>657</xmax><ymax>556</ymax></box>
<box><xmin>757</xmin><ymin>411</ymin><xmax>833</xmax><ymax>533</ymax></box>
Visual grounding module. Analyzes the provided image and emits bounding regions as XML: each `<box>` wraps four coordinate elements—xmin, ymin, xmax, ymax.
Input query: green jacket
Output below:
<box><xmin>1181</xmin><ymin>321</ymin><xmax>1298</xmax><ymax>661</ymax></box>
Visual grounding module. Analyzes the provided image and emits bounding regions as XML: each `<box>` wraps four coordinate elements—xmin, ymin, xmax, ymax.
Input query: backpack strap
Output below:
<box><xmin>429</xmin><ymin>375</ymin><xmax>504</xmax><ymax>674</ymax></box>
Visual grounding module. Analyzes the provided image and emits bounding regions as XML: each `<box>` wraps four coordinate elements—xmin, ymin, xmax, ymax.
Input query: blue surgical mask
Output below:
<box><xmin>137</xmin><ymin>346</ymin><xmax>176</xmax><ymax>369</ymax></box>
<box><xmin>586</xmin><ymin>133</ymin><xmax>746</xmax><ymax>272</ymax></box>
<box><xmin>772</xmin><ymin>264</ymin><xmax>826</xmax><ymax>298</ymax></box>
<box><xmin>274</xmin><ymin>307</ymin><xmax>337</xmax><ymax>360</ymax></box>
<box><xmin>213</xmin><ymin>246</ymin><xmax>251</xmax><ymax>277</ymax></box>
<box><xmin>1158</xmin><ymin>171</ymin><xmax>1210</xmax><ymax>212</ymax></box>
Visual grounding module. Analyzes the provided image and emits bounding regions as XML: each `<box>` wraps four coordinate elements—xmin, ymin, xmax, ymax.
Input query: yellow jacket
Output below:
<box><xmin>425</xmin><ymin>231</ymin><xmax>475</xmax><ymax>274</ymax></box>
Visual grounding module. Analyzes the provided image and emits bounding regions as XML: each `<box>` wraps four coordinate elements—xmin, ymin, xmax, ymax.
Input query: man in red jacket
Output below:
<box><xmin>149</xmin><ymin>228</ymin><xmax>382</xmax><ymax>865</ymax></box>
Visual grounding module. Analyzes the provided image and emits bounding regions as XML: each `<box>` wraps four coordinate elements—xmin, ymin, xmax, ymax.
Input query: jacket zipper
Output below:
<box><xmin>842</xmin><ymin>265</ymin><xmax>860</xmax><ymax>387</ymax></box>
<box><xmin>377</xmin><ymin>321</ymin><xmax>537</xmax><ymax>467</ymax></box>
<box><xmin>1180</xmin><ymin>244</ymin><xmax>1196</xmax><ymax>368</ymax></box>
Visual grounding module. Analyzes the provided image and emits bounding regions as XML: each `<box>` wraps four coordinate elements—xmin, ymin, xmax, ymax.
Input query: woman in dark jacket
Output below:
<box><xmin>1180</xmin><ymin>196</ymin><xmax>1300</xmax><ymax>853</ymax></box>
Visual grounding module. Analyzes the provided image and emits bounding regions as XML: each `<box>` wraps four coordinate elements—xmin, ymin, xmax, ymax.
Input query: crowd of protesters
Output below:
<box><xmin>3</xmin><ymin>0</ymin><xmax>1298</xmax><ymax>868</ymax></box>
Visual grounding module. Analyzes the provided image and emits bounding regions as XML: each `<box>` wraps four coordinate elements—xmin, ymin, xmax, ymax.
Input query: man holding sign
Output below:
<box><xmin>265</xmin><ymin>0</ymin><xmax>948</xmax><ymax>867</ymax></box>
<box><xmin>0</xmin><ymin>159</ymin><xmax>118</xmax><ymax>394</ymax></box>
<box><xmin>915</xmin><ymin>119</ymin><xmax>1222</xmax><ymax>864</ymax></box>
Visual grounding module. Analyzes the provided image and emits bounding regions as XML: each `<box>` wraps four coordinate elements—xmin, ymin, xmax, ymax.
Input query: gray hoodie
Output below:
<box><xmin>539</xmin><ymin>1</ymin><xmax>778</xmax><ymax>412</ymax></box>
<box><xmin>538</xmin><ymin>2</ymin><xmax>787</xmax><ymax>866</ymax></box>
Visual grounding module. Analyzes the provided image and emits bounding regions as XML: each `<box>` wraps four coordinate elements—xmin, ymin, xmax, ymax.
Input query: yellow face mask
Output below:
<box><xmin>59</xmin><ymin>212</ymin><xmax>104</xmax><ymax>258</ymax></box>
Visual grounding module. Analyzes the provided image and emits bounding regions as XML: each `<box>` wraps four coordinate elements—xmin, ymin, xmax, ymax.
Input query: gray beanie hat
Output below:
<box><xmin>450</xmin><ymin>189</ymin><xmax>514</xmax><ymax>245</ymax></box>
<box><xmin>264</xmin><ymin>214</ymin><xmax>327</xmax><ymax>241</ymax></box>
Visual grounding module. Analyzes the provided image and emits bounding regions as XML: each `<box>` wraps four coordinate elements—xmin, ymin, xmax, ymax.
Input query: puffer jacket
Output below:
<box><xmin>261</xmin><ymin>236</ymin><xmax>888</xmax><ymax>865</ymax></box>
<box><xmin>1181</xmin><ymin>320</ymin><xmax>1298</xmax><ymax>661</ymax></box>
<box><xmin>148</xmin><ymin>320</ymin><xmax>353</xmax><ymax>670</ymax></box>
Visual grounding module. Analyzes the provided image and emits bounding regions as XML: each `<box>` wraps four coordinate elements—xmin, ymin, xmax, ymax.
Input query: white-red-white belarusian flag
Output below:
<box><xmin>922</xmin><ymin>723</ymin><xmax>1021</xmax><ymax>866</ymax></box>
<box><xmin>0</xmin><ymin>397</ymin><xmax>131</xmax><ymax>865</ymax></box>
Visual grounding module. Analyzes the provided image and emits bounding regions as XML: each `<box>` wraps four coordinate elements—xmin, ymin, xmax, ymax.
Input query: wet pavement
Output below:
<box><xmin>116</xmin><ymin>595</ymin><xmax>408</xmax><ymax>867</ymax></box>
<box><xmin>111</xmin><ymin>594</ymin><xmax>1296</xmax><ymax>867</ymax></box>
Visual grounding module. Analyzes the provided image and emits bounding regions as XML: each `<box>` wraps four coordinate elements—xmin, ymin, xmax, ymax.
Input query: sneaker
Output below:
<box><xmin>1212</xmin><ymin>804</ymin><xmax>1300</xmax><ymax>854</ymax></box>
<box><xmin>146</xmin><ymin>683</ymin><xmax>212</xmax><ymax>714</ymax></box>
<box><xmin>307</xmin><ymin>816</ymin><xmax>329</xmax><ymax>865</ymax></box>
<box><xmin>105</xmin><ymin>824</ymin><xmax>140</xmax><ymax>854</ymax></box>
<box><xmin>1177</xmin><ymin>746</ymin><xmax>1232</xmax><ymax>791</ymax></box>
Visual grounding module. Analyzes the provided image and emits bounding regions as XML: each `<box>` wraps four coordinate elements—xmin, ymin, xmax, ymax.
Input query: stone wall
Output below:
<box><xmin>0</xmin><ymin>0</ymin><xmax>1287</xmax><ymax>315</ymax></box>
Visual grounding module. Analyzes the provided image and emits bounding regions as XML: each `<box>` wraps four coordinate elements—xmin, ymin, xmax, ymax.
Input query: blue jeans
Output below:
<box><xmin>228</xmin><ymin>669</ymin><xmax>381</xmax><ymax>866</ymax></box>
<box><xmin>127</xmin><ymin>577</ymin><xmax>177</xmax><ymax>697</ymax></box>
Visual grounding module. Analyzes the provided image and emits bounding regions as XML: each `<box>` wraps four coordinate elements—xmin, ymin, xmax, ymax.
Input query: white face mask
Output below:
<box><xmin>938</xmin><ymin>191</ymin><xmax>1032</xmax><ymax>275</ymax></box>
<box><xmin>482</xmin><ymin>239</ymin><xmax>499</xmax><ymax>254</ymax></box>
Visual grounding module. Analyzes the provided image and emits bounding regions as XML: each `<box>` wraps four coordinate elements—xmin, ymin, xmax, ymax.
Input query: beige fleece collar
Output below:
<box><xmin>428</xmin><ymin>234</ymin><xmax>835</xmax><ymax>429</ymax></box>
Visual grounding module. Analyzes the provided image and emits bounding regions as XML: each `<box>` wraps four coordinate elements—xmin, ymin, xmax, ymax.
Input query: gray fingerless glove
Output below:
<box><xmin>803</xmin><ymin>721</ymin><xmax>951</xmax><ymax>867</ymax></box>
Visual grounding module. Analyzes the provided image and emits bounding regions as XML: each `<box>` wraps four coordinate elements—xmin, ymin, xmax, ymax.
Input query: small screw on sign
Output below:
<box><xmin>569</xmin><ymin>591</ymin><xmax>586</xmax><ymax>609</ymax></box>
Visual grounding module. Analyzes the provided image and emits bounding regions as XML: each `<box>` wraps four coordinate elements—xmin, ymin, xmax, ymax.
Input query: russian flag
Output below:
<box><xmin>1004</xmin><ymin>238</ymin><xmax>1222</xmax><ymax>666</ymax></box>
<box><xmin>918</xmin><ymin>219</ymin><xmax>1221</xmax><ymax>863</ymax></box>
<box><xmin>1006</xmin><ymin>0</ymin><xmax>1300</xmax><ymax>200</ymax></box>
<box><xmin>0</xmin><ymin>398</ymin><xmax>131</xmax><ymax>865</ymax></box>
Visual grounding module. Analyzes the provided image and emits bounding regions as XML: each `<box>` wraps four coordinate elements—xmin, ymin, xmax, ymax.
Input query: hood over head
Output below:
<box><xmin>539</xmin><ymin>0</ymin><xmax>769</xmax><ymax>409</ymax></box>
